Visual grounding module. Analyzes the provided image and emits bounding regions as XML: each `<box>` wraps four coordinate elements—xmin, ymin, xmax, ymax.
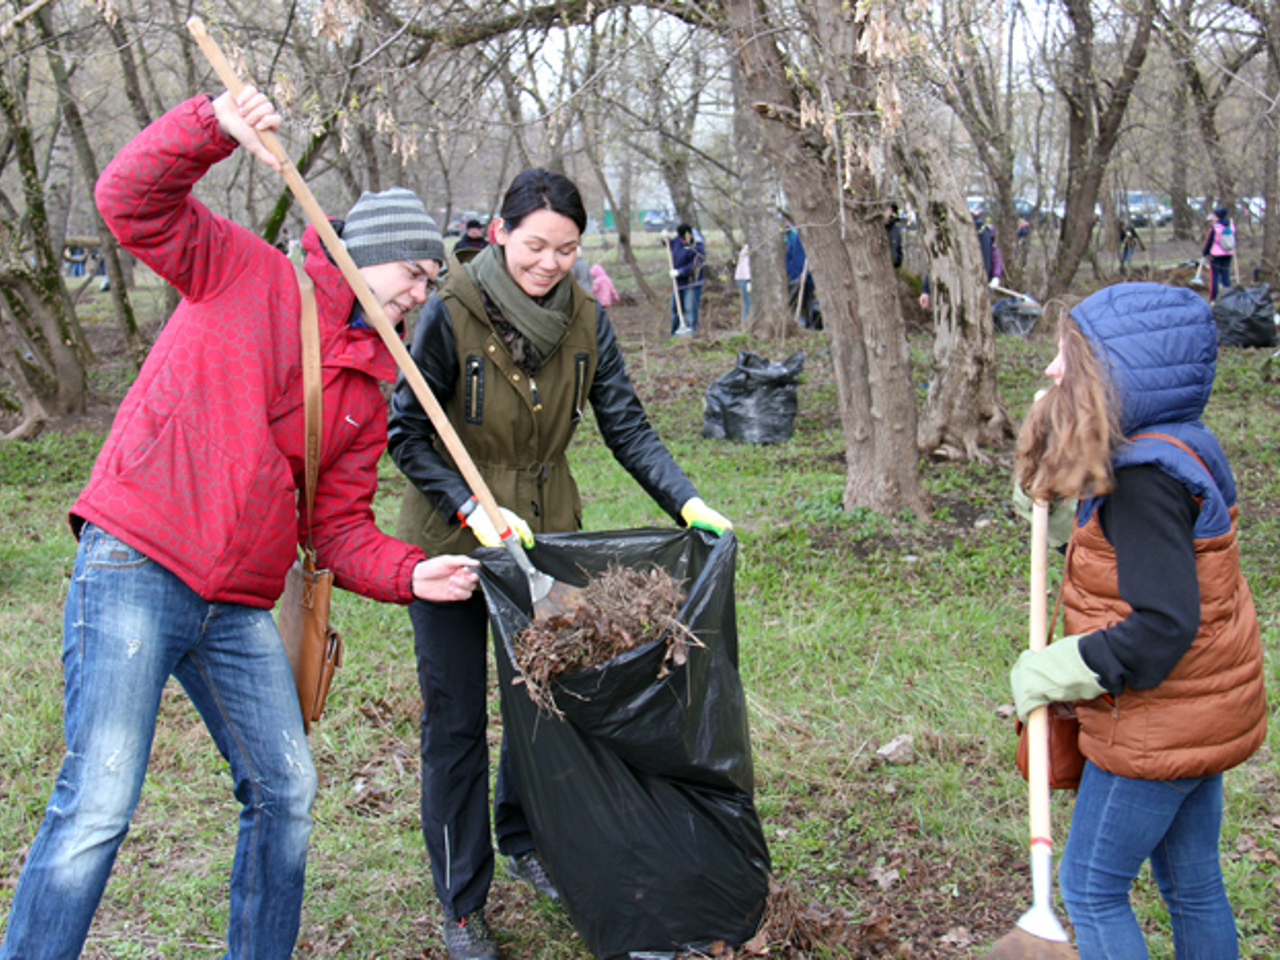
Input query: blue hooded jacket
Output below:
<box><xmin>1071</xmin><ymin>283</ymin><xmax>1235</xmax><ymax>538</ymax></box>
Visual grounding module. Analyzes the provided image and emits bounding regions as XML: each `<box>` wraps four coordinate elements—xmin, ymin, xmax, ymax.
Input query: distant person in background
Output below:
<box><xmin>665</xmin><ymin>223</ymin><xmax>706</xmax><ymax>335</ymax></box>
<box><xmin>735</xmin><ymin>244</ymin><xmax>751</xmax><ymax>318</ymax></box>
<box><xmin>919</xmin><ymin>212</ymin><xmax>1002</xmax><ymax>311</ymax></box>
<box><xmin>454</xmin><ymin>218</ymin><xmax>489</xmax><ymax>255</ymax></box>
<box><xmin>590</xmin><ymin>262</ymin><xmax>619</xmax><ymax>310</ymax></box>
<box><xmin>884</xmin><ymin>203</ymin><xmax>904</xmax><ymax>269</ymax></box>
<box><xmin>783</xmin><ymin>215</ymin><xmax>819</xmax><ymax>329</ymax></box>
<box><xmin>1202</xmin><ymin>205</ymin><xmax>1236</xmax><ymax>302</ymax></box>
<box><xmin>1118</xmin><ymin>219</ymin><xmax>1145</xmax><ymax>275</ymax></box>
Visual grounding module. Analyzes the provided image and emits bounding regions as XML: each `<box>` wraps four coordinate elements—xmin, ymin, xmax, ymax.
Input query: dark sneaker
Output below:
<box><xmin>442</xmin><ymin>909</ymin><xmax>498</xmax><ymax>960</ymax></box>
<box><xmin>505</xmin><ymin>851</ymin><xmax>560</xmax><ymax>900</ymax></box>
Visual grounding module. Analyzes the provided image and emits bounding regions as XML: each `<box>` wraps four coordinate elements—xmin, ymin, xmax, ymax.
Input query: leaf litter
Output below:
<box><xmin>512</xmin><ymin>562</ymin><xmax>699</xmax><ymax>716</ymax></box>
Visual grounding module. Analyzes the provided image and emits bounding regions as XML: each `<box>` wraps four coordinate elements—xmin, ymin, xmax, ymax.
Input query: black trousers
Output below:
<box><xmin>410</xmin><ymin>594</ymin><xmax>533</xmax><ymax>920</ymax></box>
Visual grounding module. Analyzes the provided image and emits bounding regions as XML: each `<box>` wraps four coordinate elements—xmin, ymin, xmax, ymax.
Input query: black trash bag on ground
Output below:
<box><xmin>702</xmin><ymin>351</ymin><xmax>804</xmax><ymax>444</ymax></box>
<box><xmin>992</xmin><ymin>296</ymin><xmax>1041</xmax><ymax>336</ymax></box>
<box><xmin>1213</xmin><ymin>284</ymin><xmax>1278</xmax><ymax>347</ymax></box>
<box><xmin>479</xmin><ymin>528</ymin><xmax>771</xmax><ymax>960</ymax></box>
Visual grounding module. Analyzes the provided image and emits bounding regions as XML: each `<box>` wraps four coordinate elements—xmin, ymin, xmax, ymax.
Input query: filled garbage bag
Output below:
<box><xmin>702</xmin><ymin>351</ymin><xmax>804</xmax><ymax>444</ymax></box>
<box><xmin>992</xmin><ymin>296</ymin><xmax>1041</xmax><ymax>336</ymax></box>
<box><xmin>479</xmin><ymin>528</ymin><xmax>770</xmax><ymax>960</ymax></box>
<box><xmin>1213</xmin><ymin>283</ymin><xmax>1278</xmax><ymax>347</ymax></box>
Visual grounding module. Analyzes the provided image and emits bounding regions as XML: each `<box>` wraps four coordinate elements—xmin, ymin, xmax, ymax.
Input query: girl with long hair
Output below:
<box><xmin>1011</xmin><ymin>282</ymin><xmax>1265</xmax><ymax>959</ymax></box>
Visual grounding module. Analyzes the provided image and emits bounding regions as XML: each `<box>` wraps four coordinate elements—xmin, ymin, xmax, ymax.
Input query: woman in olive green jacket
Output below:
<box><xmin>387</xmin><ymin>168</ymin><xmax>730</xmax><ymax>960</ymax></box>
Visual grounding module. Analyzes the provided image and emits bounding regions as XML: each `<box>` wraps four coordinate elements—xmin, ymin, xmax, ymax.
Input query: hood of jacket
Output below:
<box><xmin>1069</xmin><ymin>282</ymin><xmax>1217</xmax><ymax>436</ymax></box>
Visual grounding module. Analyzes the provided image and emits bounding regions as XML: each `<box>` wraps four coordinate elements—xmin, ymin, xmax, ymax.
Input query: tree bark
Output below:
<box><xmin>727</xmin><ymin>0</ymin><xmax>926</xmax><ymax>515</ymax></box>
<box><xmin>0</xmin><ymin>55</ymin><xmax>86</xmax><ymax>414</ymax></box>
<box><xmin>894</xmin><ymin>119</ymin><xmax>1014</xmax><ymax>461</ymax></box>
<box><xmin>37</xmin><ymin>4</ymin><xmax>146</xmax><ymax>369</ymax></box>
<box><xmin>1045</xmin><ymin>0</ymin><xmax>1156</xmax><ymax>301</ymax></box>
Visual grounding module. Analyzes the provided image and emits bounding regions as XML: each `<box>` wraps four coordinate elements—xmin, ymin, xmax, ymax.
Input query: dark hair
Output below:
<box><xmin>676</xmin><ymin>222</ymin><xmax>693</xmax><ymax>240</ymax></box>
<box><xmin>1214</xmin><ymin>204</ymin><xmax>1229</xmax><ymax>219</ymax></box>
<box><xmin>500</xmin><ymin>168</ymin><xmax>587</xmax><ymax>234</ymax></box>
<box><xmin>466</xmin><ymin>218</ymin><xmax>483</xmax><ymax>229</ymax></box>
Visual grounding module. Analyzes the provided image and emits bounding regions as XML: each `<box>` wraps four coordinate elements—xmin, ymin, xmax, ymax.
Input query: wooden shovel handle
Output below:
<box><xmin>1026</xmin><ymin>501</ymin><xmax>1052</xmax><ymax>844</ymax></box>
<box><xmin>186</xmin><ymin>17</ymin><xmax>512</xmax><ymax>540</ymax></box>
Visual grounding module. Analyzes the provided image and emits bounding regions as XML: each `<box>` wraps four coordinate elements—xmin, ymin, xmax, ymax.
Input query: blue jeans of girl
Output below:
<box><xmin>0</xmin><ymin>523</ymin><xmax>316</xmax><ymax>960</ymax></box>
<box><xmin>1058</xmin><ymin>761</ymin><xmax>1238</xmax><ymax>959</ymax></box>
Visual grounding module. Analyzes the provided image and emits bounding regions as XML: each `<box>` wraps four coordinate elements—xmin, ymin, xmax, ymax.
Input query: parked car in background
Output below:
<box><xmin>642</xmin><ymin>209</ymin><xmax>676</xmax><ymax>232</ymax></box>
<box><xmin>1122</xmin><ymin>191</ymin><xmax>1172</xmax><ymax>228</ymax></box>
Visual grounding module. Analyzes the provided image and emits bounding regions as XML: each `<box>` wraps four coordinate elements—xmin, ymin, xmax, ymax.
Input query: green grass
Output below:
<box><xmin>0</xmin><ymin>305</ymin><xmax>1277</xmax><ymax>958</ymax></box>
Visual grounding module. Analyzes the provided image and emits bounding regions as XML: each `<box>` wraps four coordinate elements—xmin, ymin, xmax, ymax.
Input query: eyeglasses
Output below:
<box><xmin>404</xmin><ymin>258</ymin><xmax>439</xmax><ymax>293</ymax></box>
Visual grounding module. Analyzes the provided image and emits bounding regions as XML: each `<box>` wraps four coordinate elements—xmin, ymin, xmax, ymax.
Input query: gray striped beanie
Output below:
<box><xmin>342</xmin><ymin>187</ymin><xmax>445</xmax><ymax>267</ymax></box>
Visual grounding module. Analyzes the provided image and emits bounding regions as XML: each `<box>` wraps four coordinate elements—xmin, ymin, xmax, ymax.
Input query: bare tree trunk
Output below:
<box><xmin>727</xmin><ymin>0</ymin><xmax>926</xmax><ymax>516</ymax></box>
<box><xmin>1045</xmin><ymin>0</ymin><xmax>1155</xmax><ymax>301</ymax></box>
<box><xmin>731</xmin><ymin>57</ymin><xmax>787</xmax><ymax>338</ymax></box>
<box><xmin>0</xmin><ymin>306</ymin><xmax>50</xmax><ymax>440</ymax></box>
<box><xmin>0</xmin><ymin>62</ymin><xmax>86</xmax><ymax>415</ymax></box>
<box><xmin>894</xmin><ymin>121</ymin><xmax>1014</xmax><ymax>461</ymax></box>
<box><xmin>1262</xmin><ymin>4</ymin><xmax>1280</xmax><ymax>287</ymax></box>
<box><xmin>37</xmin><ymin>4</ymin><xmax>146</xmax><ymax>369</ymax></box>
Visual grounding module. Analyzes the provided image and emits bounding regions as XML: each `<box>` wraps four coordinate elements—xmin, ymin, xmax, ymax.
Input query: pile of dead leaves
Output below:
<box><xmin>512</xmin><ymin>563</ymin><xmax>697</xmax><ymax>716</ymax></box>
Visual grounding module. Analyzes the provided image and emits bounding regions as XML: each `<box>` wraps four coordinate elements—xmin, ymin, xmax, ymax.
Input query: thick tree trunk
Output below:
<box><xmin>894</xmin><ymin>124</ymin><xmax>1014</xmax><ymax>461</ymax></box>
<box><xmin>727</xmin><ymin>0</ymin><xmax>926</xmax><ymax>516</ymax></box>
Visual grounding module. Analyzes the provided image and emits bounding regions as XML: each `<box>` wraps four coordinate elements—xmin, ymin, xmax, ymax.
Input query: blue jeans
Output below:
<box><xmin>0</xmin><ymin>524</ymin><xmax>316</xmax><ymax>960</ymax></box>
<box><xmin>1209</xmin><ymin>256</ymin><xmax>1232</xmax><ymax>301</ymax></box>
<box><xmin>669</xmin><ymin>286</ymin><xmax>700</xmax><ymax>335</ymax></box>
<box><xmin>738</xmin><ymin>280</ymin><xmax>750</xmax><ymax>317</ymax></box>
<box><xmin>1059</xmin><ymin>761</ymin><xmax>1238</xmax><ymax>960</ymax></box>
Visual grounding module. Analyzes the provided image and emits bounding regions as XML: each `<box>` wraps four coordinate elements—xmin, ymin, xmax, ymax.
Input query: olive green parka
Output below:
<box><xmin>388</xmin><ymin>260</ymin><xmax>698</xmax><ymax>557</ymax></box>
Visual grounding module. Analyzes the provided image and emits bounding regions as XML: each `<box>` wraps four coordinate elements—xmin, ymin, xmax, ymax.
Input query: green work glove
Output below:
<box><xmin>1010</xmin><ymin>634</ymin><xmax>1106</xmax><ymax>721</ymax></box>
<box><xmin>680</xmin><ymin>497</ymin><xmax>732</xmax><ymax>536</ymax></box>
<box><xmin>460</xmin><ymin>498</ymin><xmax>535</xmax><ymax>549</ymax></box>
<box><xmin>1010</xmin><ymin>476</ymin><xmax>1077</xmax><ymax>549</ymax></box>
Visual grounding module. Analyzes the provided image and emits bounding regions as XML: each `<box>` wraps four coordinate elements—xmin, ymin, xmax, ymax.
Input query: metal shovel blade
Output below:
<box><xmin>502</xmin><ymin>538</ymin><xmax>586</xmax><ymax>620</ymax></box>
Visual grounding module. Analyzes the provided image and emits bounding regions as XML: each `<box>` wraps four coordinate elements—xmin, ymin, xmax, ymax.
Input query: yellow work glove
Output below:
<box><xmin>459</xmin><ymin>497</ymin><xmax>535</xmax><ymax>549</ymax></box>
<box><xmin>680</xmin><ymin>498</ymin><xmax>732</xmax><ymax>536</ymax></box>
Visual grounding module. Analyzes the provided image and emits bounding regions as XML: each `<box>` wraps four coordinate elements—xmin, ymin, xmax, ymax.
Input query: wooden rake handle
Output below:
<box><xmin>1026</xmin><ymin>501</ymin><xmax>1052</xmax><ymax>847</ymax></box>
<box><xmin>185</xmin><ymin>17</ymin><xmax>513</xmax><ymax>541</ymax></box>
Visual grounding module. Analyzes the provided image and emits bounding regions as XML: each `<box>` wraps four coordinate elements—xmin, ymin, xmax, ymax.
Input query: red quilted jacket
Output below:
<box><xmin>73</xmin><ymin>96</ymin><xmax>424</xmax><ymax>608</ymax></box>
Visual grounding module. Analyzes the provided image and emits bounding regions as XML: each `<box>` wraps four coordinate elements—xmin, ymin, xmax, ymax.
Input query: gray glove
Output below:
<box><xmin>1010</xmin><ymin>634</ymin><xmax>1106</xmax><ymax>721</ymax></box>
<box><xmin>1011</xmin><ymin>477</ymin><xmax>1077</xmax><ymax>549</ymax></box>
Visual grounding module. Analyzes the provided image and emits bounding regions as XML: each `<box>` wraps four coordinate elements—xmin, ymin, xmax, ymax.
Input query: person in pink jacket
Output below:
<box><xmin>589</xmin><ymin>262</ymin><xmax>620</xmax><ymax>309</ymax></box>
<box><xmin>0</xmin><ymin>86</ymin><xmax>479</xmax><ymax>960</ymax></box>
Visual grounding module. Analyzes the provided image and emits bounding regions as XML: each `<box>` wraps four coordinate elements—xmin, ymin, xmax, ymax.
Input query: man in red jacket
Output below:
<box><xmin>0</xmin><ymin>87</ymin><xmax>479</xmax><ymax>960</ymax></box>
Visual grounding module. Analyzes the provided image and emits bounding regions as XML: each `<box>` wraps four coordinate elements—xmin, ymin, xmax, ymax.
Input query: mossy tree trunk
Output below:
<box><xmin>0</xmin><ymin>59</ymin><xmax>86</xmax><ymax>417</ymax></box>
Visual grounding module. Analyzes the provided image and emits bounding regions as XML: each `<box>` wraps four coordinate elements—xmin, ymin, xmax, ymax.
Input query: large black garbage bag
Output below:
<box><xmin>1213</xmin><ymin>284</ymin><xmax>1278</xmax><ymax>347</ymax></box>
<box><xmin>992</xmin><ymin>296</ymin><xmax>1041</xmax><ymax>336</ymax></box>
<box><xmin>702</xmin><ymin>351</ymin><xmax>804</xmax><ymax>444</ymax></box>
<box><xmin>479</xmin><ymin>528</ymin><xmax>770</xmax><ymax>960</ymax></box>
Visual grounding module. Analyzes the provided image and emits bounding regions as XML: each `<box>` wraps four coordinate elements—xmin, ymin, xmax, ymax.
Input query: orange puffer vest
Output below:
<box><xmin>1063</xmin><ymin>503</ymin><xmax>1266</xmax><ymax>780</ymax></box>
